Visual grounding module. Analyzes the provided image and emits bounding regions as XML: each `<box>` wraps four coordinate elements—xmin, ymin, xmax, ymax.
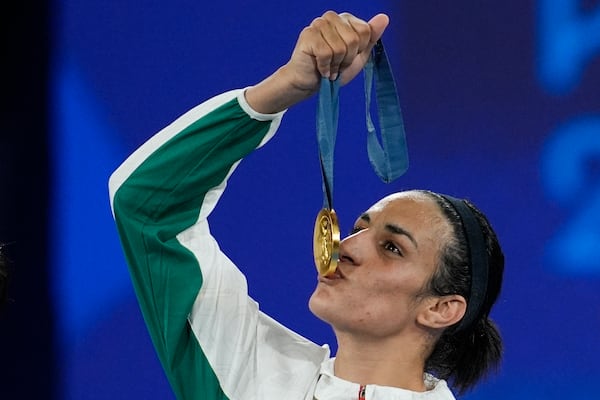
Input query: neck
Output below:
<box><xmin>333</xmin><ymin>331</ymin><xmax>430</xmax><ymax>392</ymax></box>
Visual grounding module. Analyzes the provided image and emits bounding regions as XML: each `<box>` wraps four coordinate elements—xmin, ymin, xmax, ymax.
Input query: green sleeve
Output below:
<box><xmin>110</xmin><ymin>91</ymin><xmax>282</xmax><ymax>400</ymax></box>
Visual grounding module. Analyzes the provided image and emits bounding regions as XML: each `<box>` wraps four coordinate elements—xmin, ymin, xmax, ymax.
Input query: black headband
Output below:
<box><xmin>439</xmin><ymin>195</ymin><xmax>489</xmax><ymax>333</ymax></box>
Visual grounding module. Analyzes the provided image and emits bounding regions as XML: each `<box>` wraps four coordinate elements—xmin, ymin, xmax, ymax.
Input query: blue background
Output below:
<box><xmin>2</xmin><ymin>0</ymin><xmax>599</xmax><ymax>399</ymax></box>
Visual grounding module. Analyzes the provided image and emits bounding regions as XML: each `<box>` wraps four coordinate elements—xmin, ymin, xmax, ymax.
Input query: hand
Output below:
<box><xmin>245</xmin><ymin>11</ymin><xmax>389</xmax><ymax>114</ymax></box>
<box><xmin>286</xmin><ymin>11</ymin><xmax>389</xmax><ymax>90</ymax></box>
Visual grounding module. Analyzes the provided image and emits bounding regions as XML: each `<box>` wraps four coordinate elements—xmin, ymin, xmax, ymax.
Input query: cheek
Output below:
<box><xmin>363</xmin><ymin>272</ymin><xmax>424</xmax><ymax>313</ymax></box>
<box><xmin>308</xmin><ymin>281</ymin><xmax>379</xmax><ymax>327</ymax></box>
<box><xmin>341</xmin><ymin>275</ymin><xmax>404</xmax><ymax>316</ymax></box>
<box><xmin>307</xmin><ymin>269</ymin><xmax>427</xmax><ymax>331</ymax></box>
<box><xmin>361</xmin><ymin>275</ymin><xmax>431</xmax><ymax>333</ymax></box>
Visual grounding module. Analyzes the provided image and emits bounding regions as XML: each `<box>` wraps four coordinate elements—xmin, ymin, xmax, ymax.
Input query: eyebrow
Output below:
<box><xmin>359</xmin><ymin>213</ymin><xmax>418</xmax><ymax>249</ymax></box>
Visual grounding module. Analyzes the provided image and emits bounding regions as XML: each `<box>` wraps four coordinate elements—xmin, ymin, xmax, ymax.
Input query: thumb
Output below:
<box><xmin>338</xmin><ymin>13</ymin><xmax>390</xmax><ymax>86</ymax></box>
<box><xmin>368</xmin><ymin>13</ymin><xmax>390</xmax><ymax>45</ymax></box>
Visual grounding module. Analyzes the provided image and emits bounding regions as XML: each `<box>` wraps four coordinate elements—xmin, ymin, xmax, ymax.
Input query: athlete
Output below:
<box><xmin>110</xmin><ymin>11</ymin><xmax>504</xmax><ymax>400</ymax></box>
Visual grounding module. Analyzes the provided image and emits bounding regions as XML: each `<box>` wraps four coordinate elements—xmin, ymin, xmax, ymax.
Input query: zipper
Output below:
<box><xmin>358</xmin><ymin>385</ymin><xmax>366</xmax><ymax>400</ymax></box>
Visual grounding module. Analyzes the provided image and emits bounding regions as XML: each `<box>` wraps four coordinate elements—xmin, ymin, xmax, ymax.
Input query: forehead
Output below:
<box><xmin>367</xmin><ymin>191</ymin><xmax>436</xmax><ymax>214</ymax></box>
<box><xmin>362</xmin><ymin>191</ymin><xmax>450</xmax><ymax>241</ymax></box>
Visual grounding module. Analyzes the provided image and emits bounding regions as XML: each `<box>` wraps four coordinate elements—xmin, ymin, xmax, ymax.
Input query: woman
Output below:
<box><xmin>110</xmin><ymin>11</ymin><xmax>503</xmax><ymax>400</ymax></box>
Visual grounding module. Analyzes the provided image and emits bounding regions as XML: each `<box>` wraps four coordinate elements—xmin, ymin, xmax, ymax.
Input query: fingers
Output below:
<box><xmin>320</xmin><ymin>12</ymin><xmax>362</xmax><ymax>78</ymax></box>
<box><xmin>306</xmin><ymin>11</ymin><xmax>388</xmax><ymax>80</ymax></box>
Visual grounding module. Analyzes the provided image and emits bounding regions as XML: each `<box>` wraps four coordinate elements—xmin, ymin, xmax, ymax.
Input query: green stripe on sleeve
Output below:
<box><xmin>112</xmin><ymin>97</ymin><xmax>277</xmax><ymax>400</ymax></box>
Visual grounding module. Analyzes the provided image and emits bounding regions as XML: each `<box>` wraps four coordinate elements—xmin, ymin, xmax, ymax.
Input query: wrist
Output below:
<box><xmin>246</xmin><ymin>65</ymin><xmax>318</xmax><ymax>114</ymax></box>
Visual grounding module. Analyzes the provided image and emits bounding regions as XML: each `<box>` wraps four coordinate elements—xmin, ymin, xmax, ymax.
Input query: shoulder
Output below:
<box><xmin>424</xmin><ymin>373</ymin><xmax>456</xmax><ymax>400</ymax></box>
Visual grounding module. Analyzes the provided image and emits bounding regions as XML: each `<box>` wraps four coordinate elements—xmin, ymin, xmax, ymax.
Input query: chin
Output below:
<box><xmin>308</xmin><ymin>290</ymin><xmax>334</xmax><ymax>324</ymax></box>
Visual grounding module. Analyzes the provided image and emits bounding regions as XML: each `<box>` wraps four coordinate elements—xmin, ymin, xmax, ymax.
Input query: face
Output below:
<box><xmin>308</xmin><ymin>191</ymin><xmax>452</xmax><ymax>339</ymax></box>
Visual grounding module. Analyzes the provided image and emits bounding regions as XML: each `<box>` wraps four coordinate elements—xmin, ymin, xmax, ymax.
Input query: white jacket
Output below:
<box><xmin>109</xmin><ymin>89</ymin><xmax>456</xmax><ymax>400</ymax></box>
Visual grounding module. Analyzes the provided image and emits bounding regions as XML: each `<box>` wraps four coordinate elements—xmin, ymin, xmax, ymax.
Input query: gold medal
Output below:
<box><xmin>313</xmin><ymin>208</ymin><xmax>340</xmax><ymax>276</ymax></box>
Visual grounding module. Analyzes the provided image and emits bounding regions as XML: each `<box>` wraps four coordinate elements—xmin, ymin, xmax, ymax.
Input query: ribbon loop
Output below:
<box><xmin>364</xmin><ymin>40</ymin><xmax>409</xmax><ymax>183</ymax></box>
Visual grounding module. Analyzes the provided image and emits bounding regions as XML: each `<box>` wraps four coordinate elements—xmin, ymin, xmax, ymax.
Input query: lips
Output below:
<box><xmin>323</xmin><ymin>266</ymin><xmax>344</xmax><ymax>280</ymax></box>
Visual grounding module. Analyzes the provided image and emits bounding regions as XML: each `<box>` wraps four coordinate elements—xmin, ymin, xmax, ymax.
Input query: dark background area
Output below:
<box><xmin>1</xmin><ymin>2</ymin><xmax>55</xmax><ymax>397</ymax></box>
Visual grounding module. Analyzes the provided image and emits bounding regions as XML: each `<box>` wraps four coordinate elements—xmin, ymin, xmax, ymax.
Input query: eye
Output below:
<box><xmin>349</xmin><ymin>226</ymin><xmax>365</xmax><ymax>235</ymax></box>
<box><xmin>382</xmin><ymin>241</ymin><xmax>403</xmax><ymax>256</ymax></box>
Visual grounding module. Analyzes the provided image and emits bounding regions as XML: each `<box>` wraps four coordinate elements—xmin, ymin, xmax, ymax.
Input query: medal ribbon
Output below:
<box><xmin>316</xmin><ymin>40</ymin><xmax>408</xmax><ymax>209</ymax></box>
<box><xmin>363</xmin><ymin>40</ymin><xmax>409</xmax><ymax>182</ymax></box>
<box><xmin>314</xmin><ymin>40</ymin><xmax>407</xmax><ymax>276</ymax></box>
<box><xmin>316</xmin><ymin>75</ymin><xmax>340</xmax><ymax>210</ymax></box>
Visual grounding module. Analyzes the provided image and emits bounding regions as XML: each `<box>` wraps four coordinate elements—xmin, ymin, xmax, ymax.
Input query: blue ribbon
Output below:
<box><xmin>316</xmin><ymin>76</ymin><xmax>340</xmax><ymax>209</ymax></box>
<box><xmin>364</xmin><ymin>40</ymin><xmax>409</xmax><ymax>183</ymax></box>
<box><xmin>316</xmin><ymin>40</ymin><xmax>408</xmax><ymax>209</ymax></box>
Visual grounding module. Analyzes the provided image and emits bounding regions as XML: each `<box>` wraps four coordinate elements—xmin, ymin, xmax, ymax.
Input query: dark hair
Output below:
<box><xmin>418</xmin><ymin>190</ymin><xmax>504</xmax><ymax>395</ymax></box>
<box><xmin>0</xmin><ymin>245</ymin><xmax>8</xmax><ymax>310</ymax></box>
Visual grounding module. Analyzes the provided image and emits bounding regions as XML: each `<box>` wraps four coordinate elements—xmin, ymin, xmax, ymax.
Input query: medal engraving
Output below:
<box><xmin>313</xmin><ymin>208</ymin><xmax>340</xmax><ymax>276</ymax></box>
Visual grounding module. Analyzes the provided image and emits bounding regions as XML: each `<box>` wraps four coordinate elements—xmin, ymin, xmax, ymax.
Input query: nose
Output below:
<box><xmin>338</xmin><ymin>229</ymin><xmax>366</xmax><ymax>265</ymax></box>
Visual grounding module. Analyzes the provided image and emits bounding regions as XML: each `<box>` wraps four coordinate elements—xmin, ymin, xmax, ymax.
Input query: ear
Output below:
<box><xmin>416</xmin><ymin>295</ymin><xmax>467</xmax><ymax>329</ymax></box>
